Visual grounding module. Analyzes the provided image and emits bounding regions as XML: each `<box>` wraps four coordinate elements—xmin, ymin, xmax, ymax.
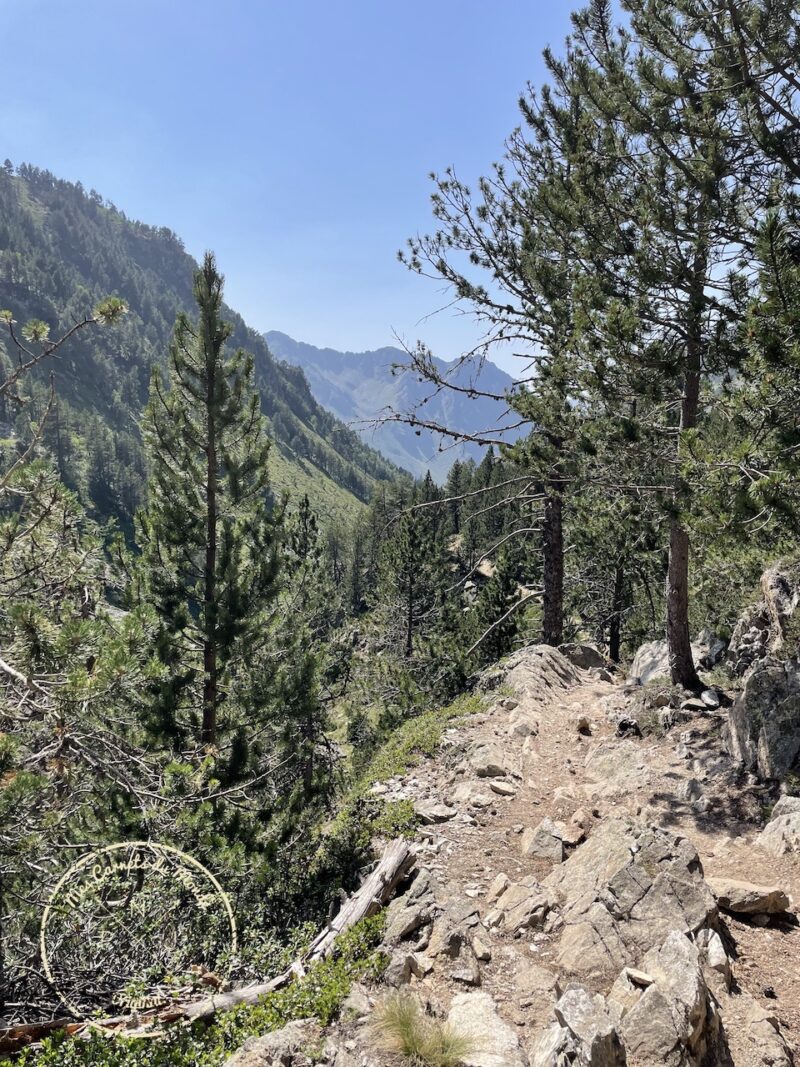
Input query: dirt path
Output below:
<box><xmin>368</xmin><ymin>645</ymin><xmax>800</xmax><ymax>1065</ymax></box>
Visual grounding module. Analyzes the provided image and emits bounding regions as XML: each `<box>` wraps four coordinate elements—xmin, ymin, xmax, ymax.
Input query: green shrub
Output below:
<box><xmin>3</xmin><ymin>916</ymin><xmax>387</xmax><ymax>1067</ymax></box>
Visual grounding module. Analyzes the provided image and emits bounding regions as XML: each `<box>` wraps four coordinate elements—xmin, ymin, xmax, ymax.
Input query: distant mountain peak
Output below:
<box><xmin>265</xmin><ymin>331</ymin><xmax>523</xmax><ymax>481</ymax></box>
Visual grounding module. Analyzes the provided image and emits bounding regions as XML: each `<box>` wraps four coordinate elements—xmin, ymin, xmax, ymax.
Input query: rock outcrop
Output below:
<box><xmin>727</xmin><ymin>561</ymin><xmax>800</xmax><ymax>677</ymax></box>
<box><xmin>630</xmin><ymin>631</ymin><xmax>725</xmax><ymax>685</ymax></box>
<box><xmin>724</xmin><ymin>656</ymin><xmax>800</xmax><ymax>779</ymax></box>
<box><xmin>545</xmin><ymin>819</ymin><xmax>717</xmax><ymax>976</ymax></box>
<box><xmin>759</xmin><ymin>795</ymin><xmax>800</xmax><ymax>856</ymax></box>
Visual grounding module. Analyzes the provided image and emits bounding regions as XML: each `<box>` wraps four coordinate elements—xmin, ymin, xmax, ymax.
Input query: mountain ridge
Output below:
<box><xmin>265</xmin><ymin>330</ymin><xmax>523</xmax><ymax>481</ymax></box>
<box><xmin>0</xmin><ymin>163</ymin><xmax>401</xmax><ymax>527</ymax></box>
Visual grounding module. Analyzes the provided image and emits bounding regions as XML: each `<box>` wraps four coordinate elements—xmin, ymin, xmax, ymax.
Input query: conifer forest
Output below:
<box><xmin>2</xmin><ymin>3</ymin><xmax>800</xmax><ymax>1065</ymax></box>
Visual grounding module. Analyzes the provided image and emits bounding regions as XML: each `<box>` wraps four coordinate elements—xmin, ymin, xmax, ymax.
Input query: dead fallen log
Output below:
<box><xmin>0</xmin><ymin>837</ymin><xmax>416</xmax><ymax>1051</ymax></box>
<box><xmin>174</xmin><ymin>836</ymin><xmax>415</xmax><ymax>1022</ymax></box>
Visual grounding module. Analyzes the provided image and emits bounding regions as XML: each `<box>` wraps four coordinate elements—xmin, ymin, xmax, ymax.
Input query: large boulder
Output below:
<box><xmin>758</xmin><ymin>794</ymin><xmax>800</xmax><ymax>856</ymax></box>
<box><xmin>545</xmin><ymin>819</ymin><xmax>717</xmax><ymax>976</ymax></box>
<box><xmin>727</xmin><ymin>561</ymin><xmax>800</xmax><ymax>676</ymax></box>
<box><xmin>707</xmin><ymin>876</ymin><xmax>791</xmax><ymax>916</ymax></box>
<box><xmin>530</xmin><ymin>986</ymin><xmax>625</xmax><ymax>1066</ymax></box>
<box><xmin>617</xmin><ymin>933</ymin><xmax>719</xmax><ymax>1067</ymax></box>
<box><xmin>447</xmin><ymin>991</ymin><xmax>528</xmax><ymax>1067</ymax></box>
<box><xmin>630</xmin><ymin>631</ymin><xmax>725</xmax><ymax>685</ymax></box>
<box><xmin>559</xmin><ymin>642</ymin><xmax>607</xmax><ymax>670</ymax></box>
<box><xmin>723</xmin><ymin>657</ymin><xmax>800</xmax><ymax>780</ymax></box>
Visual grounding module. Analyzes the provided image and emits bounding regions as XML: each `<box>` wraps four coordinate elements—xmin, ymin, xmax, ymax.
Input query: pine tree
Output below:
<box><xmin>136</xmin><ymin>253</ymin><xmax>281</xmax><ymax>752</ymax></box>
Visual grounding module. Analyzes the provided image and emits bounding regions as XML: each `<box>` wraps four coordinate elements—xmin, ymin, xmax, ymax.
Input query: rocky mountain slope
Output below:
<box><xmin>265</xmin><ymin>331</ymin><xmax>524</xmax><ymax>481</ymax></box>
<box><xmin>227</xmin><ymin>568</ymin><xmax>800</xmax><ymax>1066</ymax></box>
<box><xmin>0</xmin><ymin>165</ymin><xmax>400</xmax><ymax>525</ymax></box>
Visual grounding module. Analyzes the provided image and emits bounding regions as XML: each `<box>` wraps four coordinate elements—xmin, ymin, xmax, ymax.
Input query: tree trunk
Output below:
<box><xmin>609</xmin><ymin>563</ymin><xmax>625</xmax><ymax>663</ymax></box>
<box><xmin>542</xmin><ymin>490</ymin><xmax>563</xmax><ymax>646</ymax></box>
<box><xmin>666</xmin><ymin>205</ymin><xmax>708</xmax><ymax>690</ymax></box>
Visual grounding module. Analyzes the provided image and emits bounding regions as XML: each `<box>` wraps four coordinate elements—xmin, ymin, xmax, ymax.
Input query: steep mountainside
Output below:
<box><xmin>0</xmin><ymin>164</ymin><xmax>401</xmax><ymax>526</ymax></box>
<box><xmin>265</xmin><ymin>331</ymin><xmax>524</xmax><ymax>481</ymax></box>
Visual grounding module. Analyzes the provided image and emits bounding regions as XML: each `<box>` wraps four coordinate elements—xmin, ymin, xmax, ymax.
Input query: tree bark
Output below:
<box><xmin>542</xmin><ymin>490</ymin><xmax>564</xmax><ymax>647</ymax></box>
<box><xmin>609</xmin><ymin>563</ymin><xmax>625</xmax><ymax>664</ymax></box>
<box><xmin>666</xmin><ymin>205</ymin><xmax>708</xmax><ymax>690</ymax></box>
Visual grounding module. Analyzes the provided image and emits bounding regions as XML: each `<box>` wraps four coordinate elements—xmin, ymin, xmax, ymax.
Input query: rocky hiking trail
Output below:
<box><xmin>232</xmin><ymin>641</ymin><xmax>800</xmax><ymax>1067</ymax></box>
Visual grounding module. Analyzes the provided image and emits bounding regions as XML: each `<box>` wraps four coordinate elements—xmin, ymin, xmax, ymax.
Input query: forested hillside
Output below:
<box><xmin>0</xmin><ymin>163</ymin><xmax>401</xmax><ymax>527</ymax></box>
<box><xmin>2</xmin><ymin>1</ymin><xmax>800</xmax><ymax>1064</ymax></box>
<box><xmin>265</xmin><ymin>331</ymin><xmax>523</xmax><ymax>480</ymax></box>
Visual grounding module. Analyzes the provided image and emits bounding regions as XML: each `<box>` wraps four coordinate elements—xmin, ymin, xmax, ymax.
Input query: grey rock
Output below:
<box><xmin>470</xmin><ymin>742</ymin><xmax>511</xmax><ymax>778</ymax></box>
<box><xmin>630</xmin><ymin>633</ymin><xmax>724</xmax><ymax>685</ymax></box>
<box><xmin>555</xmin><ymin>987</ymin><xmax>626</xmax><ymax>1065</ymax></box>
<box><xmin>723</xmin><ymin>656</ymin><xmax>800</xmax><ymax>780</ymax></box>
<box><xmin>727</xmin><ymin>562</ymin><xmax>800</xmax><ymax>676</ymax></box>
<box><xmin>696</xmin><ymin>928</ymin><xmax>730</xmax><ymax>989</ymax></box>
<box><xmin>707</xmin><ymin>876</ymin><xmax>790</xmax><ymax>915</ymax></box>
<box><xmin>447</xmin><ymin>991</ymin><xmax>528</xmax><ymax>1067</ymax></box>
<box><xmin>224</xmin><ymin>1020</ymin><xmax>319</xmax><ymax>1066</ymax></box>
<box><xmin>491</xmin><ymin>780</ymin><xmax>517</xmax><ymax>797</ymax></box>
<box><xmin>758</xmin><ymin>794</ymin><xmax>800</xmax><ymax>856</ymax></box>
<box><xmin>485</xmin><ymin>876</ymin><xmax>555</xmax><ymax>935</ymax></box>
<box><xmin>384</xmin><ymin>950</ymin><xmax>415</xmax><ymax>987</ymax></box>
<box><xmin>619</xmin><ymin>932</ymin><xmax>717</xmax><ymax>1067</ymax></box>
<box><xmin>545</xmin><ymin>818</ymin><xmax>717</xmax><ymax>975</ymax></box>
<box><xmin>521</xmin><ymin>818</ymin><xmax>565</xmax><ymax>862</ymax></box>
<box><xmin>339</xmin><ymin>982</ymin><xmax>372</xmax><ymax>1020</ymax></box>
<box><xmin>529</xmin><ymin>987</ymin><xmax>625</xmax><ymax>1066</ymax></box>
<box><xmin>559</xmin><ymin>642</ymin><xmax>607</xmax><ymax>670</ymax></box>
<box><xmin>414</xmin><ymin>800</ymin><xmax>456</xmax><ymax>824</ymax></box>
<box><xmin>700</xmin><ymin>689</ymin><xmax>720</xmax><ymax>709</ymax></box>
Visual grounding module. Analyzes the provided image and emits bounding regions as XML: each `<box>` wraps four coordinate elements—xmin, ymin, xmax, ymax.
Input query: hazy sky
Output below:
<box><xmin>4</xmin><ymin>1</ymin><xmax>576</xmax><ymax>374</ymax></box>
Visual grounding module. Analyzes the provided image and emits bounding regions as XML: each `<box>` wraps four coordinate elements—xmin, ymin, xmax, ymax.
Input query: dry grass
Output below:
<box><xmin>369</xmin><ymin>992</ymin><xmax>472</xmax><ymax>1067</ymax></box>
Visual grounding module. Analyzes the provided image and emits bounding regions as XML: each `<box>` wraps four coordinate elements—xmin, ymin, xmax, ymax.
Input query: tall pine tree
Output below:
<box><xmin>136</xmin><ymin>253</ymin><xmax>281</xmax><ymax>755</ymax></box>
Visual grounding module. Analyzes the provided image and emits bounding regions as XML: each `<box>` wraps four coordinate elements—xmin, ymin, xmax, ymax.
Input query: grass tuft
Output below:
<box><xmin>370</xmin><ymin>992</ymin><xmax>472</xmax><ymax>1067</ymax></box>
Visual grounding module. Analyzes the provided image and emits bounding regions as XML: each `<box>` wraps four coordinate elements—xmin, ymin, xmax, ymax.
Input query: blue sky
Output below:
<box><xmin>4</xmin><ymin>1</ymin><xmax>576</xmax><ymax>374</ymax></box>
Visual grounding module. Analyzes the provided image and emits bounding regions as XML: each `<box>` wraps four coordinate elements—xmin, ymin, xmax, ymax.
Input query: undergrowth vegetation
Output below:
<box><xmin>2</xmin><ymin>916</ymin><xmax>387</xmax><ymax>1067</ymax></box>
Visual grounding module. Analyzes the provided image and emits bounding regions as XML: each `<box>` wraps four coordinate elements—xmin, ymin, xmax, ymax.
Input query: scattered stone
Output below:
<box><xmin>700</xmin><ymin>689</ymin><xmax>721</xmax><ymax>709</ymax></box>
<box><xmin>384</xmin><ymin>951</ymin><xmax>415</xmax><ymax>987</ymax></box>
<box><xmin>447</xmin><ymin>991</ymin><xmax>528</xmax><ymax>1067</ymax></box>
<box><xmin>514</xmin><ymin>961</ymin><xmax>559</xmax><ymax>999</ymax></box>
<box><xmin>707</xmin><ymin>876</ymin><xmax>790</xmax><ymax>915</ymax></box>
<box><xmin>758</xmin><ymin>794</ymin><xmax>800</xmax><ymax>856</ymax></box>
<box><xmin>521</xmin><ymin>818</ymin><xmax>565</xmax><ymax>862</ymax></box>
<box><xmin>414</xmin><ymin>800</ymin><xmax>456</xmax><ymax>824</ymax></box>
<box><xmin>509</xmin><ymin>716</ymin><xmax>538</xmax><ymax>739</ymax></box>
<box><xmin>559</xmin><ymin>642</ymin><xmax>607</xmax><ymax>670</ymax></box>
<box><xmin>470</xmin><ymin>742</ymin><xmax>511</xmax><ymax>778</ymax></box>
<box><xmin>490</xmin><ymin>780</ymin><xmax>516</xmax><ymax>797</ymax></box>
<box><xmin>487</xmin><ymin>873</ymin><xmax>510</xmax><ymax>903</ymax></box>
<box><xmin>451</xmin><ymin>952</ymin><xmax>482</xmax><ymax>986</ymax></box>
<box><xmin>615</xmin><ymin>716</ymin><xmax>641</xmax><ymax>738</ymax></box>
<box><xmin>471</xmin><ymin>794</ymin><xmax>493</xmax><ymax>809</ymax></box>
<box><xmin>473</xmin><ymin>936</ymin><xmax>492</xmax><ymax>962</ymax></box>
<box><xmin>696</xmin><ymin>927</ymin><xmax>730</xmax><ymax>988</ymax></box>
<box><xmin>339</xmin><ymin>983</ymin><xmax>372</xmax><ymax>1021</ymax></box>
<box><xmin>574</xmin><ymin>713</ymin><xmax>592</xmax><ymax>735</ymax></box>
<box><xmin>485</xmin><ymin>876</ymin><xmax>555</xmax><ymax>935</ymax></box>
<box><xmin>681</xmin><ymin>697</ymin><xmax>708</xmax><ymax>712</ymax></box>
